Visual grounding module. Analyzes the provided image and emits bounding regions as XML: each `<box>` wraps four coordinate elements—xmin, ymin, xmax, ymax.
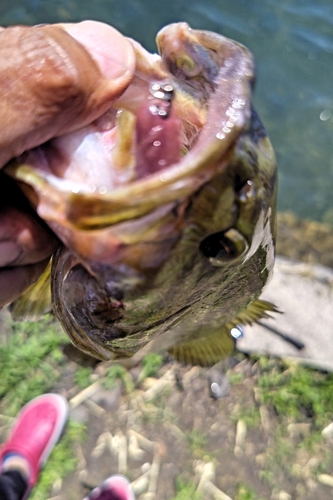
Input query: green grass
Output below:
<box><xmin>187</xmin><ymin>430</ymin><xmax>209</xmax><ymax>459</ymax></box>
<box><xmin>103</xmin><ymin>363</ymin><xmax>134</xmax><ymax>393</ymax></box>
<box><xmin>30</xmin><ymin>420</ymin><xmax>86</xmax><ymax>500</ymax></box>
<box><xmin>169</xmin><ymin>478</ymin><xmax>203</xmax><ymax>500</ymax></box>
<box><xmin>236</xmin><ymin>483</ymin><xmax>265</xmax><ymax>500</ymax></box>
<box><xmin>231</xmin><ymin>404</ymin><xmax>261</xmax><ymax>428</ymax></box>
<box><xmin>74</xmin><ymin>366</ymin><xmax>94</xmax><ymax>389</ymax></box>
<box><xmin>0</xmin><ymin>315</ymin><xmax>69</xmax><ymax>416</ymax></box>
<box><xmin>0</xmin><ymin>315</ymin><xmax>87</xmax><ymax>499</ymax></box>
<box><xmin>249</xmin><ymin>356</ymin><xmax>333</xmax><ymax>490</ymax></box>
<box><xmin>137</xmin><ymin>353</ymin><xmax>163</xmax><ymax>384</ymax></box>
<box><xmin>228</xmin><ymin>372</ymin><xmax>244</xmax><ymax>385</ymax></box>
<box><xmin>257</xmin><ymin>357</ymin><xmax>333</xmax><ymax>428</ymax></box>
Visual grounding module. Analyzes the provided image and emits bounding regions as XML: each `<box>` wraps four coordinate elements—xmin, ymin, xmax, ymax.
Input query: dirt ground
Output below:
<box><xmin>2</xmin><ymin>213</ymin><xmax>333</xmax><ymax>500</ymax></box>
<box><xmin>46</xmin><ymin>354</ymin><xmax>332</xmax><ymax>500</ymax></box>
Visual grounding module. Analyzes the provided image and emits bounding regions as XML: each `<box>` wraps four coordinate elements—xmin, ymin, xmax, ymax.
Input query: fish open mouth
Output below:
<box><xmin>5</xmin><ymin>23</ymin><xmax>253</xmax><ymax>234</ymax></box>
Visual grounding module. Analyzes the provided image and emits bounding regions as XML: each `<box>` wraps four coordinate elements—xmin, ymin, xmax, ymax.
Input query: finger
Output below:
<box><xmin>0</xmin><ymin>173</ymin><xmax>58</xmax><ymax>267</ymax></box>
<box><xmin>0</xmin><ymin>21</ymin><xmax>135</xmax><ymax>167</ymax></box>
<box><xmin>0</xmin><ymin>206</ymin><xmax>58</xmax><ymax>267</ymax></box>
<box><xmin>0</xmin><ymin>259</ymin><xmax>49</xmax><ymax>308</ymax></box>
<box><xmin>61</xmin><ymin>21</ymin><xmax>133</xmax><ymax>81</ymax></box>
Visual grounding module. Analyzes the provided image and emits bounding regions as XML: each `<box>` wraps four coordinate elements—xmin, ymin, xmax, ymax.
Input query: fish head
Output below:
<box><xmin>6</xmin><ymin>23</ymin><xmax>277</xmax><ymax>365</ymax></box>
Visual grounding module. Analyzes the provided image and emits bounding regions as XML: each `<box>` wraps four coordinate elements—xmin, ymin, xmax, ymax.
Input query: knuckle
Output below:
<box><xmin>26</xmin><ymin>28</ymin><xmax>85</xmax><ymax>103</ymax></box>
<box><xmin>9</xmin><ymin>26</ymin><xmax>96</xmax><ymax>116</ymax></box>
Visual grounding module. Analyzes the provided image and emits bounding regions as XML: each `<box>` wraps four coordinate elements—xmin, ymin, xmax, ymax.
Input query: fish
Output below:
<box><xmin>6</xmin><ymin>22</ymin><xmax>277</xmax><ymax>367</ymax></box>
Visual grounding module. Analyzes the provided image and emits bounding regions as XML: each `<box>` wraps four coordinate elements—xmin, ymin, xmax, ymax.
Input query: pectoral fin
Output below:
<box><xmin>168</xmin><ymin>299</ymin><xmax>279</xmax><ymax>367</ymax></box>
<box><xmin>168</xmin><ymin>326</ymin><xmax>235</xmax><ymax>367</ymax></box>
<box><xmin>10</xmin><ymin>259</ymin><xmax>52</xmax><ymax>321</ymax></box>
<box><xmin>225</xmin><ymin>299</ymin><xmax>280</xmax><ymax>330</ymax></box>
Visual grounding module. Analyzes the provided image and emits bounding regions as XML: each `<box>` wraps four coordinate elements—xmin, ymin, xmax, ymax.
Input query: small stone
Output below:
<box><xmin>70</xmin><ymin>405</ymin><xmax>89</xmax><ymax>423</ymax></box>
<box><xmin>89</xmin><ymin>384</ymin><xmax>122</xmax><ymax>410</ymax></box>
<box><xmin>128</xmin><ymin>434</ymin><xmax>146</xmax><ymax>461</ymax></box>
<box><xmin>302</xmin><ymin>457</ymin><xmax>319</xmax><ymax>478</ymax></box>
<box><xmin>131</xmin><ymin>475</ymin><xmax>149</xmax><ymax>495</ymax></box>
<box><xmin>278</xmin><ymin>491</ymin><xmax>291</xmax><ymax>500</ymax></box>
<box><xmin>287</xmin><ymin>423</ymin><xmax>311</xmax><ymax>439</ymax></box>
<box><xmin>141</xmin><ymin>377</ymin><xmax>159</xmax><ymax>390</ymax></box>
<box><xmin>205</xmin><ymin>481</ymin><xmax>233</xmax><ymax>500</ymax></box>
<box><xmin>182</xmin><ymin>366</ymin><xmax>201</xmax><ymax>389</ymax></box>
<box><xmin>318</xmin><ymin>474</ymin><xmax>333</xmax><ymax>487</ymax></box>
<box><xmin>322</xmin><ymin>422</ymin><xmax>333</xmax><ymax>439</ymax></box>
<box><xmin>196</xmin><ymin>461</ymin><xmax>216</xmax><ymax>492</ymax></box>
<box><xmin>259</xmin><ymin>405</ymin><xmax>270</xmax><ymax>433</ymax></box>
<box><xmin>291</xmin><ymin>463</ymin><xmax>302</xmax><ymax>479</ymax></box>
<box><xmin>141</xmin><ymin>462</ymin><xmax>151</xmax><ymax>474</ymax></box>
<box><xmin>305</xmin><ymin>478</ymin><xmax>317</xmax><ymax>491</ymax></box>
<box><xmin>139</xmin><ymin>493</ymin><xmax>155</xmax><ymax>500</ymax></box>
<box><xmin>255</xmin><ymin>453</ymin><xmax>266</xmax><ymax>467</ymax></box>
<box><xmin>52</xmin><ymin>477</ymin><xmax>62</xmax><ymax>495</ymax></box>
<box><xmin>69</xmin><ymin>381</ymin><xmax>101</xmax><ymax>409</ymax></box>
<box><xmin>234</xmin><ymin>419</ymin><xmax>247</xmax><ymax>457</ymax></box>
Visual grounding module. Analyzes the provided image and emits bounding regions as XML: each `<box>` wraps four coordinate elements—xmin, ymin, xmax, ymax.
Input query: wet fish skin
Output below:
<box><xmin>7</xmin><ymin>23</ymin><xmax>277</xmax><ymax>366</ymax></box>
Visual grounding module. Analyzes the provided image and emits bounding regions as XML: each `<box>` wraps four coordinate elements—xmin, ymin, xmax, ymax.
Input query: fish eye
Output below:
<box><xmin>199</xmin><ymin>228</ymin><xmax>248</xmax><ymax>266</ymax></box>
<box><xmin>176</xmin><ymin>54</ymin><xmax>200</xmax><ymax>76</ymax></box>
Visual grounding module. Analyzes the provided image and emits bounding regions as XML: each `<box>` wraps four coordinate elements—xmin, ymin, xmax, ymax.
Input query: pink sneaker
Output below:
<box><xmin>0</xmin><ymin>393</ymin><xmax>68</xmax><ymax>493</ymax></box>
<box><xmin>84</xmin><ymin>475</ymin><xmax>135</xmax><ymax>500</ymax></box>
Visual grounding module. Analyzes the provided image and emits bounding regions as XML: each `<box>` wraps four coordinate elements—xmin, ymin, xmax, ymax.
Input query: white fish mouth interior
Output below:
<box><xmin>23</xmin><ymin>85</ymin><xmax>189</xmax><ymax>197</ymax></box>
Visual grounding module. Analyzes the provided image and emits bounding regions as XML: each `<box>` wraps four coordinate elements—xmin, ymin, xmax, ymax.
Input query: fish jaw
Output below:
<box><xmin>5</xmin><ymin>24</ymin><xmax>277</xmax><ymax>364</ymax></box>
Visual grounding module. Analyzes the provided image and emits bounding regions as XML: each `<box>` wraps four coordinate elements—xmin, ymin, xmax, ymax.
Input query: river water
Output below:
<box><xmin>1</xmin><ymin>0</ymin><xmax>333</xmax><ymax>223</ymax></box>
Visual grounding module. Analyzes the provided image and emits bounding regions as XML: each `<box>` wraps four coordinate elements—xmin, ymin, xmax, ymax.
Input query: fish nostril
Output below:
<box><xmin>234</xmin><ymin>174</ymin><xmax>255</xmax><ymax>195</ymax></box>
<box><xmin>237</xmin><ymin>179</ymin><xmax>256</xmax><ymax>202</ymax></box>
<box><xmin>200</xmin><ymin>228</ymin><xmax>248</xmax><ymax>265</ymax></box>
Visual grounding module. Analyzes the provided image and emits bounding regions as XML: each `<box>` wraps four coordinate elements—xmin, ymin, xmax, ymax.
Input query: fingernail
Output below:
<box><xmin>0</xmin><ymin>241</ymin><xmax>22</xmax><ymax>267</ymax></box>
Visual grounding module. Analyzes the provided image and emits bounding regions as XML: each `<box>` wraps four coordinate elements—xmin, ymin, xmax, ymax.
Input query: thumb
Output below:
<box><xmin>0</xmin><ymin>20</ymin><xmax>135</xmax><ymax>167</ymax></box>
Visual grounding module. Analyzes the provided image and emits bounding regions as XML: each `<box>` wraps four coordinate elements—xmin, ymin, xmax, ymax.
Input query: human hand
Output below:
<box><xmin>0</xmin><ymin>20</ymin><xmax>135</xmax><ymax>307</ymax></box>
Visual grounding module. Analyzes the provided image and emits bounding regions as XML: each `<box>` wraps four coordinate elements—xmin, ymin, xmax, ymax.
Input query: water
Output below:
<box><xmin>1</xmin><ymin>0</ymin><xmax>333</xmax><ymax>223</ymax></box>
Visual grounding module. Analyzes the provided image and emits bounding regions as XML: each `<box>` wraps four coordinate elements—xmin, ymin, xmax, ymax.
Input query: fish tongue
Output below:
<box><xmin>134</xmin><ymin>94</ymin><xmax>182</xmax><ymax>179</ymax></box>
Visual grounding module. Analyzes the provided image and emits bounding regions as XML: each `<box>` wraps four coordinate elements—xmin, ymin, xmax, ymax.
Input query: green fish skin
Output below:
<box><xmin>8</xmin><ymin>23</ymin><xmax>277</xmax><ymax>366</ymax></box>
